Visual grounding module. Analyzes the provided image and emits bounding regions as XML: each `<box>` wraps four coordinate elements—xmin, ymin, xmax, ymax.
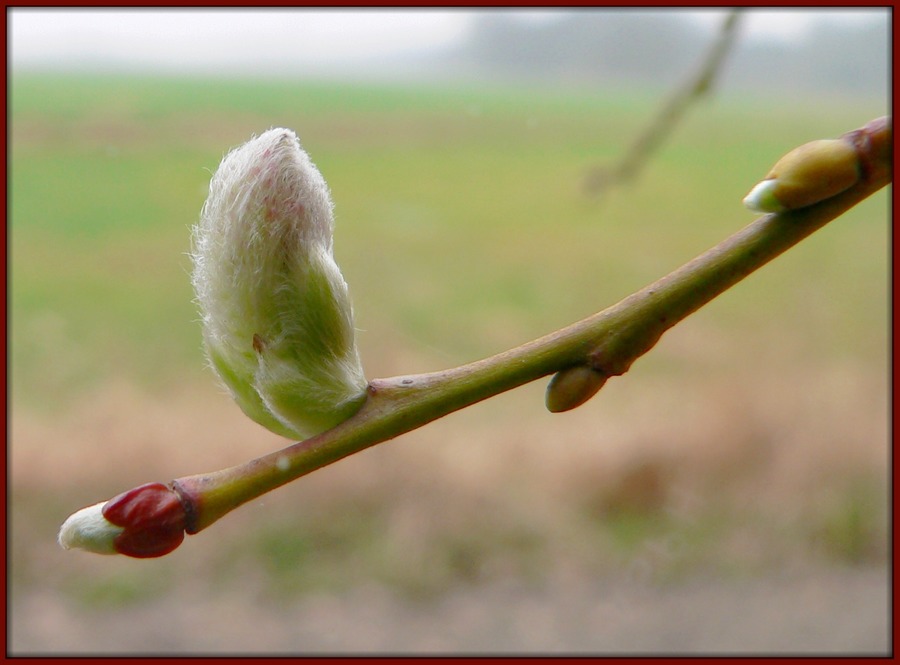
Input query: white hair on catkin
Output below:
<box><xmin>191</xmin><ymin>128</ymin><xmax>366</xmax><ymax>440</ymax></box>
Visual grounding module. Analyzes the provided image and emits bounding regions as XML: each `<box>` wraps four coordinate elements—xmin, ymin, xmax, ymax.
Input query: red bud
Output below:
<box><xmin>102</xmin><ymin>482</ymin><xmax>187</xmax><ymax>558</ymax></box>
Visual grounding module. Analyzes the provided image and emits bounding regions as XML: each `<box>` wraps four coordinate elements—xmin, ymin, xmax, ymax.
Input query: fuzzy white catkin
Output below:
<box><xmin>192</xmin><ymin>128</ymin><xmax>367</xmax><ymax>439</ymax></box>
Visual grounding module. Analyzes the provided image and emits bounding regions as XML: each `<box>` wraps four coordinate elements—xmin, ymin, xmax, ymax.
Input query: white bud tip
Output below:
<box><xmin>743</xmin><ymin>179</ymin><xmax>787</xmax><ymax>214</ymax></box>
<box><xmin>58</xmin><ymin>501</ymin><xmax>124</xmax><ymax>555</ymax></box>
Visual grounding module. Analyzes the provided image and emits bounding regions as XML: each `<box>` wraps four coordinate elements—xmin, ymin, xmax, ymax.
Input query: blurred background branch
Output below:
<box><xmin>582</xmin><ymin>10</ymin><xmax>743</xmax><ymax>196</ymax></box>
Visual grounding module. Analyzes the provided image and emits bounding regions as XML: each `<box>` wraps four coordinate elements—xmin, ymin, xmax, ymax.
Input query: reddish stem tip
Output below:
<box><xmin>102</xmin><ymin>482</ymin><xmax>187</xmax><ymax>558</ymax></box>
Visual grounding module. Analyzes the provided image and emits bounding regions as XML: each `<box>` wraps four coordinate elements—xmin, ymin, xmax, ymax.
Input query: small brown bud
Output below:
<box><xmin>545</xmin><ymin>365</ymin><xmax>608</xmax><ymax>413</ymax></box>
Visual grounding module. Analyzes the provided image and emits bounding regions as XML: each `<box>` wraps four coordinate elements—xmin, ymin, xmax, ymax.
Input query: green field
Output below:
<box><xmin>10</xmin><ymin>73</ymin><xmax>889</xmax><ymax>651</ymax></box>
<box><xmin>10</xmin><ymin>74</ymin><xmax>888</xmax><ymax>402</ymax></box>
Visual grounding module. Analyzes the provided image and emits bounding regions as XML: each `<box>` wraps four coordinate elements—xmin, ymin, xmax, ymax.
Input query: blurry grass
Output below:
<box><xmin>10</xmin><ymin>73</ymin><xmax>888</xmax><ymax>406</ymax></box>
<box><xmin>10</xmin><ymin>73</ymin><xmax>888</xmax><ymax>606</ymax></box>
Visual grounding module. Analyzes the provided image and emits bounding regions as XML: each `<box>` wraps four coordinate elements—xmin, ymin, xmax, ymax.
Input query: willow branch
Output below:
<box><xmin>176</xmin><ymin>117</ymin><xmax>890</xmax><ymax>537</ymax></box>
<box><xmin>58</xmin><ymin>116</ymin><xmax>890</xmax><ymax>558</ymax></box>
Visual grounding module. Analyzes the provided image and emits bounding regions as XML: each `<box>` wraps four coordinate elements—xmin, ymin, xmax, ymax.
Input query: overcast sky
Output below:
<box><xmin>9</xmin><ymin>8</ymin><xmax>888</xmax><ymax>76</ymax></box>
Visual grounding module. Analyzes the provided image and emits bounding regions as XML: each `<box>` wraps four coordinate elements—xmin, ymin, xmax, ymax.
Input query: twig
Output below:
<box><xmin>58</xmin><ymin>116</ymin><xmax>891</xmax><ymax>558</ymax></box>
<box><xmin>583</xmin><ymin>10</ymin><xmax>743</xmax><ymax>196</ymax></box>
<box><xmin>176</xmin><ymin>116</ymin><xmax>890</xmax><ymax>536</ymax></box>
